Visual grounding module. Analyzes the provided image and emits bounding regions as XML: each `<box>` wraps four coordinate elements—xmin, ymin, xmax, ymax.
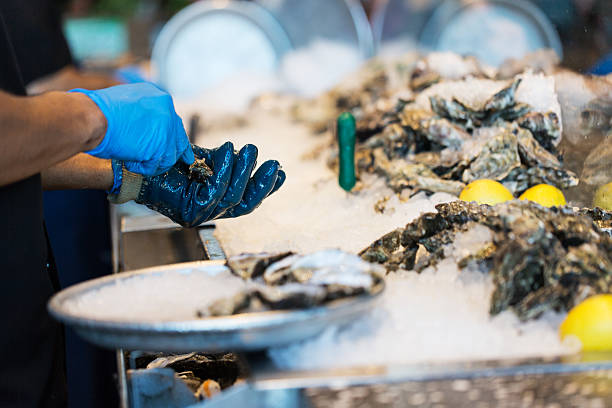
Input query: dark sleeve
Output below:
<box><xmin>0</xmin><ymin>11</ymin><xmax>27</xmax><ymax>95</ymax></box>
<box><xmin>1</xmin><ymin>0</ymin><xmax>73</xmax><ymax>85</ymax></box>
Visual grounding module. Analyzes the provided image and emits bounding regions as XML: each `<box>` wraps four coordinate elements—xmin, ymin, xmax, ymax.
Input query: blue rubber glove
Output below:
<box><xmin>109</xmin><ymin>142</ymin><xmax>285</xmax><ymax>227</ymax></box>
<box><xmin>71</xmin><ymin>83</ymin><xmax>194</xmax><ymax>176</ymax></box>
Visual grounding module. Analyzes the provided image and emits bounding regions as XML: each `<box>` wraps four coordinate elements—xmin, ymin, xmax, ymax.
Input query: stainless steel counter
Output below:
<box><xmin>110</xmin><ymin>204</ymin><xmax>612</xmax><ymax>408</ymax></box>
<box><xmin>203</xmin><ymin>368</ymin><xmax>612</xmax><ymax>408</ymax></box>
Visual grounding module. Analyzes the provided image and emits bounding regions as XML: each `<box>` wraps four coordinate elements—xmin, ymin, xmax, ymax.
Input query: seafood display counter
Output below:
<box><xmin>97</xmin><ymin>42</ymin><xmax>612</xmax><ymax>406</ymax></box>
<box><xmin>89</xmin><ymin>3</ymin><xmax>612</xmax><ymax>401</ymax></box>
<box><xmin>107</xmin><ymin>203</ymin><xmax>612</xmax><ymax>408</ymax></box>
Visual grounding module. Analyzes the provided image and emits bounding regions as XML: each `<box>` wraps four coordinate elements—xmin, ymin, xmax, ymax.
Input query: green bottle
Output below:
<box><xmin>337</xmin><ymin>112</ymin><xmax>356</xmax><ymax>192</ymax></box>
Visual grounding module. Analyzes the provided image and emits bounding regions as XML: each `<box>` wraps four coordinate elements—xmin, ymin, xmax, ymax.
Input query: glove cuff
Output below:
<box><xmin>69</xmin><ymin>88</ymin><xmax>112</xmax><ymax>157</ymax></box>
<box><xmin>107</xmin><ymin>164</ymin><xmax>144</xmax><ymax>204</ymax></box>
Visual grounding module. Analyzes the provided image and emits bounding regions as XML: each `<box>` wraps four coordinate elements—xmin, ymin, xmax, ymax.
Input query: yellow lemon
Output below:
<box><xmin>560</xmin><ymin>294</ymin><xmax>612</xmax><ymax>352</ymax></box>
<box><xmin>519</xmin><ymin>184</ymin><xmax>566</xmax><ymax>207</ymax></box>
<box><xmin>459</xmin><ymin>179</ymin><xmax>514</xmax><ymax>205</ymax></box>
<box><xmin>593</xmin><ymin>182</ymin><xmax>612</xmax><ymax>211</ymax></box>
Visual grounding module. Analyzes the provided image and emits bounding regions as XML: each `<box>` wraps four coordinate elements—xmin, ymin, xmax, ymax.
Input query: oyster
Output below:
<box><xmin>483</xmin><ymin>78</ymin><xmax>522</xmax><ymax>112</ymax></box>
<box><xmin>399</xmin><ymin>106</ymin><xmax>471</xmax><ymax>150</ymax></box>
<box><xmin>362</xmin><ymin>200</ymin><xmax>612</xmax><ymax>321</ymax></box>
<box><xmin>263</xmin><ymin>249</ymin><xmax>385</xmax><ymax>288</ymax></box>
<box><xmin>142</xmin><ymin>352</ymin><xmax>243</xmax><ymax>391</ymax></box>
<box><xmin>491</xmin><ymin>102</ymin><xmax>532</xmax><ymax>123</ymax></box>
<box><xmin>461</xmin><ymin>126</ymin><xmax>521</xmax><ymax>182</ymax></box>
<box><xmin>359</xmin><ymin>229</ymin><xmax>417</xmax><ymax>271</ymax></box>
<box><xmin>398</xmin><ymin>106</ymin><xmax>436</xmax><ymax>130</ymax></box>
<box><xmin>422</xmin><ymin>118</ymin><xmax>472</xmax><ymax>150</ymax></box>
<box><xmin>514</xmin><ymin>125</ymin><xmax>561</xmax><ymax>168</ymax></box>
<box><xmin>201</xmin><ymin>250</ymin><xmax>385</xmax><ymax>317</ymax></box>
<box><xmin>188</xmin><ymin>158</ymin><xmax>214</xmax><ymax>183</ymax></box>
<box><xmin>226</xmin><ymin>252</ymin><xmax>294</xmax><ymax>280</ymax></box>
<box><xmin>202</xmin><ymin>284</ymin><xmax>328</xmax><ymax>316</ymax></box>
<box><xmin>372</xmin><ymin>151</ymin><xmax>465</xmax><ymax>195</ymax></box>
<box><xmin>429</xmin><ymin>95</ymin><xmax>478</xmax><ymax>125</ymax></box>
<box><xmin>501</xmin><ymin>166</ymin><xmax>578</xmax><ymax>195</ymax></box>
<box><xmin>517</xmin><ymin>111</ymin><xmax>561</xmax><ymax>150</ymax></box>
<box><xmin>410</xmin><ymin>69</ymin><xmax>440</xmax><ymax>91</ymax></box>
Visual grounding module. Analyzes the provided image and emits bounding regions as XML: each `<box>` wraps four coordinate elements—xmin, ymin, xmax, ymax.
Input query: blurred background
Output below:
<box><xmin>63</xmin><ymin>0</ymin><xmax>612</xmax><ymax>72</ymax></box>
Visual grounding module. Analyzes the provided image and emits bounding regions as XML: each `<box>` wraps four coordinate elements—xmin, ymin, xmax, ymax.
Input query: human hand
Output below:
<box><xmin>108</xmin><ymin>142</ymin><xmax>286</xmax><ymax>227</ymax></box>
<box><xmin>71</xmin><ymin>83</ymin><xmax>194</xmax><ymax>176</ymax></box>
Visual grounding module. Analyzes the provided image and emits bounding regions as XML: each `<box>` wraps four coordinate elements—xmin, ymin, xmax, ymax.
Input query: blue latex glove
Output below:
<box><xmin>71</xmin><ymin>83</ymin><xmax>194</xmax><ymax>176</ymax></box>
<box><xmin>109</xmin><ymin>142</ymin><xmax>285</xmax><ymax>227</ymax></box>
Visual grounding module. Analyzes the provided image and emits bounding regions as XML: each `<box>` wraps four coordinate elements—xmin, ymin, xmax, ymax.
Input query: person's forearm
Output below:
<box><xmin>0</xmin><ymin>90</ymin><xmax>106</xmax><ymax>187</ymax></box>
<box><xmin>41</xmin><ymin>154</ymin><xmax>113</xmax><ymax>190</ymax></box>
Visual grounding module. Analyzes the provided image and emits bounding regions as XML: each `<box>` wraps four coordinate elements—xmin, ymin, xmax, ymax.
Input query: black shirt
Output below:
<box><xmin>1</xmin><ymin>0</ymin><xmax>72</xmax><ymax>85</ymax></box>
<box><xmin>0</xmin><ymin>7</ymin><xmax>67</xmax><ymax>408</ymax></box>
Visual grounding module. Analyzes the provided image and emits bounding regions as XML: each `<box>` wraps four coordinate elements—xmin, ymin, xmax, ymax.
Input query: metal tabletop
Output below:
<box><xmin>109</xmin><ymin>204</ymin><xmax>612</xmax><ymax>408</ymax></box>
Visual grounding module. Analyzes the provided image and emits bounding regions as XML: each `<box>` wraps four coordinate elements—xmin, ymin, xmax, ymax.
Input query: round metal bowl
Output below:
<box><xmin>152</xmin><ymin>1</ymin><xmax>292</xmax><ymax>98</ymax></box>
<box><xmin>48</xmin><ymin>261</ymin><xmax>384</xmax><ymax>352</ymax></box>
<box><xmin>256</xmin><ymin>0</ymin><xmax>375</xmax><ymax>59</ymax></box>
<box><xmin>418</xmin><ymin>0</ymin><xmax>563</xmax><ymax>66</ymax></box>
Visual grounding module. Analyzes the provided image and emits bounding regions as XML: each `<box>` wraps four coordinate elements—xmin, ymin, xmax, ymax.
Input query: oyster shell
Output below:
<box><xmin>143</xmin><ymin>352</ymin><xmax>242</xmax><ymax>391</ymax></box>
<box><xmin>483</xmin><ymin>78</ymin><xmax>522</xmax><ymax>112</ymax></box>
<box><xmin>517</xmin><ymin>111</ymin><xmax>561</xmax><ymax>150</ymax></box>
<box><xmin>461</xmin><ymin>126</ymin><xmax>521</xmax><ymax>182</ymax></box>
<box><xmin>226</xmin><ymin>252</ymin><xmax>294</xmax><ymax>280</ymax></box>
<box><xmin>501</xmin><ymin>166</ymin><xmax>579</xmax><ymax>195</ymax></box>
<box><xmin>371</xmin><ymin>150</ymin><xmax>465</xmax><ymax>195</ymax></box>
<box><xmin>201</xmin><ymin>250</ymin><xmax>385</xmax><ymax>317</ymax></box>
<box><xmin>514</xmin><ymin>125</ymin><xmax>561</xmax><ymax>168</ymax></box>
<box><xmin>188</xmin><ymin>158</ymin><xmax>214</xmax><ymax>183</ymax></box>
<box><xmin>429</xmin><ymin>95</ymin><xmax>480</xmax><ymax>128</ymax></box>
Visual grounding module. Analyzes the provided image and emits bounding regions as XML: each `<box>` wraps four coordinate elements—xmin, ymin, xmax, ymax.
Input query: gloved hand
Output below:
<box><xmin>108</xmin><ymin>142</ymin><xmax>286</xmax><ymax>227</ymax></box>
<box><xmin>71</xmin><ymin>83</ymin><xmax>194</xmax><ymax>176</ymax></box>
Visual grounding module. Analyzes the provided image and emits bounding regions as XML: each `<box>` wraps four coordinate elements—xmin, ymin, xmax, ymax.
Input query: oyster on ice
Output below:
<box><xmin>200</xmin><ymin>250</ymin><xmax>385</xmax><ymax>317</ymax></box>
<box><xmin>326</xmin><ymin>70</ymin><xmax>576</xmax><ymax>201</ymax></box>
<box><xmin>362</xmin><ymin>200</ymin><xmax>612</xmax><ymax>321</ymax></box>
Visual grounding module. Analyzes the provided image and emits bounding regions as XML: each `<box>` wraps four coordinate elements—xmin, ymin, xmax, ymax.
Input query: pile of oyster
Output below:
<box><xmin>198</xmin><ymin>249</ymin><xmax>385</xmax><ymax>317</ymax></box>
<box><xmin>361</xmin><ymin>200</ymin><xmax>612</xmax><ymax>321</ymax></box>
<box><xmin>294</xmin><ymin>51</ymin><xmax>559</xmax><ymax>134</ymax></box>
<box><xmin>293</xmin><ymin>51</ymin><xmax>612</xmax><ymax>207</ymax></box>
<box><xmin>332</xmin><ymin>74</ymin><xmax>578</xmax><ymax>199</ymax></box>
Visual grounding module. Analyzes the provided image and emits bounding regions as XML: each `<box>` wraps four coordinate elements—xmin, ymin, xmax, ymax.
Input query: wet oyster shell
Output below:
<box><xmin>462</xmin><ymin>126</ymin><xmax>521</xmax><ymax>183</ymax></box>
<box><xmin>501</xmin><ymin>166</ymin><xmax>579</xmax><ymax>195</ymax></box>
<box><xmin>226</xmin><ymin>252</ymin><xmax>294</xmax><ymax>280</ymax></box>
<box><xmin>188</xmin><ymin>158</ymin><xmax>214</xmax><ymax>183</ymax></box>
<box><xmin>202</xmin><ymin>250</ymin><xmax>385</xmax><ymax>317</ymax></box>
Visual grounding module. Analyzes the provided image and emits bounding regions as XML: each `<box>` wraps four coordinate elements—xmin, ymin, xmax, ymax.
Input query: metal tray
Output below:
<box><xmin>256</xmin><ymin>0</ymin><xmax>374</xmax><ymax>59</ymax></box>
<box><xmin>418</xmin><ymin>0</ymin><xmax>563</xmax><ymax>66</ymax></box>
<box><xmin>48</xmin><ymin>261</ymin><xmax>383</xmax><ymax>353</ymax></box>
<box><xmin>152</xmin><ymin>1</ymin><xmax>292</xmax><ymax>98</ymax></box>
